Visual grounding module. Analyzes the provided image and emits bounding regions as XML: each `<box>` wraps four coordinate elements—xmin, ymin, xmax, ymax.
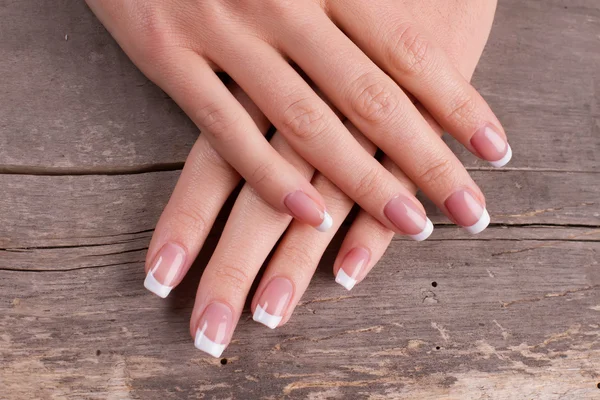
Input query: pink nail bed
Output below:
<box><xmin>253</xmin><ymin>277</ymin><xmax>293</xmax><ymax>329</ymax></box>
<box><xmin>284</xmin><ymin>190</ymin><xmax>332</xmax><ymax>232</ymax></box>
<box><xmin>194</xmin><ymin>302</ymin><xmax>233</xmax><ymax>358</ymax></box>
<box><xmin>470</xmin><ymin>125</ymin><xmax>512</xmax><ymax>168</ymax></box>
<box><xmin>445</xmin><ymin>189</ymin><xmax>490</xmax><ymax>234</ymax></box>
<box><xmin>143</xmin><ymin>243</ymin><xmax>186</xmax><ymax>298</ymax></box>
<box><xmin>335</xmin><ymin>247</ymin><xmax>370</xmax><ymax>291</ymax></box>
<box><xmin>384</xmin><ymin>195</ymin><xmax>433</xmax><ymax>241</ymax></box>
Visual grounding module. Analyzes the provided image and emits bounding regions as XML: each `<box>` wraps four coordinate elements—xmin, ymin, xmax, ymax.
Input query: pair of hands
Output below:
<box><xmin>87</xmin><ymin>0</ymin><xmax>503</xmax><ymax>357</ymax></box>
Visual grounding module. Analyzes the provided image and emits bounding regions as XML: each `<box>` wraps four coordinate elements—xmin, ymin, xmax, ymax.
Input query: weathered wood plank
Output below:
<box><xmin>0</xmin><ymin>0</ymin><xmax>598</xmax><ymax>171</ymax></box>
<box><xmin>1</xmin><ymin>238</ymin><xmax>598</xmax><ymax>399</ymax></box>
<box><xmin>0</xmin><ymin>0</ymin><xmax>197</xmax><ymax>171</ymax></box>
<box><xmin>1</xmin><ymin>170</ymin><xmax>598</xmax><ymax>250</ymax></box>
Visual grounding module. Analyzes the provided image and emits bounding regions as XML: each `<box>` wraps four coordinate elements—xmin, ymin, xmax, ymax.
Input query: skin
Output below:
<box><xmin>87</xmin><ymin>0</ymin><xmax>508</xmax><ymax>234</ymax></box>
<box><xmin>122</xmin><ymin>0</ymin><xmax>499</xmax><ymax>354</ymax></box>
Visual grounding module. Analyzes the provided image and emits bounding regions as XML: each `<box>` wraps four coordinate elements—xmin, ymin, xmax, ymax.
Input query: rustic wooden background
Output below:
<box><xmin>1</xmin><ymin>0</ymin><xmax>599</xmax><ymax>399</ymax></box>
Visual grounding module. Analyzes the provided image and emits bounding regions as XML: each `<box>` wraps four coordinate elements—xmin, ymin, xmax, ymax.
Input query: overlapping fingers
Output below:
<box><xmin>214</xmin><ymin>32</ymin><xmax>434</xmax><ymax>240</ymax></box>
<box><xmin>189</xmin><ymin>122</ymin><xmax>374</xmax><ymax>356</ymax></box>
<box><xmin>144</xmin><ymin>85</ymin><xmax>271</xmax><ymax>297</ymax></box>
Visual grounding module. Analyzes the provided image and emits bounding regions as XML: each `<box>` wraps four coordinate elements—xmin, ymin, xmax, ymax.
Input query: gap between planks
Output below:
<box><xmin>0</xmin><ymin>165</ymin><xmax>598</xmax><ymax>177</ymax></box>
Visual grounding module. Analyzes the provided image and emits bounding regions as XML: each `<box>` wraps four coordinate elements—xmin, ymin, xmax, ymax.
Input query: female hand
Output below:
<box><xmin>142</xmin><ymin>0</ymin><xmax>499</xmax><ymax>357</ymax></box>
<box><xmin>87</xmin><ymin>0</ymin><xmax>510</xmax><ymax>239</ymax></box>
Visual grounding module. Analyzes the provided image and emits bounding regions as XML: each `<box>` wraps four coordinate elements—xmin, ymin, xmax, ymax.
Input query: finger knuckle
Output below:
<box><xmin>134</xmin><ymin>5</ymin><xmax>180</xmax><ymax>60</ymax></box>
<box><xmin>213</xmin><ymin>263</ymin><xmax>251</xmax><ymax>292</ymax></box>
<box><xmin>171</xmin><ymin>202</ymin><xmax>210</xmax><ymax>237</ymax></box>
<box><xmin>389</xmin><ymin>22</ymin><xmax>432</xmax><ymax>76</ymax></box>
<box><xmin>353</xmin><ymin>168</ymin><xmax>385</xmax><ymax>202</ymax></box>
<box><xmin>349</xmin><ymin>71</ymin><xmax>400</xmax><ymax>125</ymax></box>
<box><xmin>250</xmin><ymin>159</ymin><xmax>278</xmax><ymax>187</ymax></box>
<box><xmin>417</xmin><ymin>158</ymin><xmax>455</xmax><ymax>187</ymax></box>
<box><xmin>281</xmin><ymin>97</ymin><xmax>328</xmax><ymax>143</ymax></box>
<box><xmin>257</xmin><ymin>0</ymin><xmax>299</xmax><ymax>20</ymax></box>
<box><xmin>446</xmin><ymin>95</ymin><xmax>477</xmax><ymax>124</ymax></box>
<box><xmin>279</xmin><ymin>241</ymin><xmax>317</xmax><ymax>274</ymax></box>
<box><xmin>195</xmin><ymin>103</ymin><xmax>241</xmax><ymax>143</ymax></box>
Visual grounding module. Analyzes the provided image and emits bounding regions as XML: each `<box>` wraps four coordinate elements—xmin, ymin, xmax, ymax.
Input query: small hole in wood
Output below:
<box><xmin>435</xmin><ymin>346</ymin><xmax>441</xmax><ymax>350</ymax></box>
<box><xmin>96</xmin><ymin>350</ymin><xmax>101</xmax><ymax>356</ymax></box>
<box><xmin>597</xmin><ymin>382</ymin><xmax>600</xmax><ymax>389</ymax></box>
<box><xmin>220</xmin><ymin>358</ymin><xmax>228</xmax><ymax>365</ymax></box>
<box><xmin>431</xmin><ymin>282</ymin><xmax>438</xmax><ymax>287</ymax></box>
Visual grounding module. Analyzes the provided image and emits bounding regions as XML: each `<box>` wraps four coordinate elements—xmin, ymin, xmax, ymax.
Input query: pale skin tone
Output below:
<box><xmin>87</xmin><ymin>0</ymin><xmax>502</xmax><ymax>356</ymax></box>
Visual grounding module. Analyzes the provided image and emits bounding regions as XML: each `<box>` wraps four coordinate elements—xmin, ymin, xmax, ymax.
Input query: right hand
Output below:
<box><xmin>86</xmin><ymin>0</ymin><xmax>510</xmax><ymax>237</ymax></box>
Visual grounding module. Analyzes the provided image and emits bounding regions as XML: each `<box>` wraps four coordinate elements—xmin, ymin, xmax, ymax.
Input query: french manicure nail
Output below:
<box><xmin>471</xmin><ymin>125</ymin><xmax>512</xmax><ymax>168</ymax></box>
<box><xmin>144</xmin><ymin>243</ymin><xmax>186</xmax><ymax>298</ymax></box>
<box><xmin>384</xmin><ymin>195</ymin><xmax>434</xmax><ymax>241</ymax></box>
<box><xmin>335</xmin><ymin>247</ymin><xmax>370</xmax><ymax>291</ymax></box>
<box><xmin>445</xmin><ymin>189</ymin><xmax>490</xmax><ymax>234</ymax></box>
<box><xmin>194</xmin><ymin>302</ymin><xmax>233</xmax><ymax>358</ymax></box>
<box><xmin>284</xmin><ymin>190</ymin><xmax>332</xmax><ymax>232</ymax></box>
<box><xmin>253</xmin><ymin>277</ymin><xmax>293</xmax><ymax>329</ymax></box>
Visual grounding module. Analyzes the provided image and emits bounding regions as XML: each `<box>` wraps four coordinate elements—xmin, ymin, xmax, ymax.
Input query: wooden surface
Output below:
<box><xmin>1</xmin><ymin>0</ymin><xmax>599</xmax><ymax>399</ymax></box>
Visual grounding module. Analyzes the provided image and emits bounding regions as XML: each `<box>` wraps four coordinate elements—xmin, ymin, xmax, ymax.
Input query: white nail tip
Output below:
<box><xmin>464</xmin><ymin>208</ymin><xmax>490</xmax><ymax>234</ymax></box>
<box><xmin>335</xmin><ymin>269</ymin><xmax>357</xmax><ymax>291</ymax></box>
<box><xmin>144</xmin><ymin>271</ymin><xmax>172</xmax><ymax>298</ymax></box>
<box><xmin>409</xmin><ymin>218</ymin><xmax>434</xmax><ymax>241</ymax></box>
<box><xmin>316</xmin><ymin>211</ymin><xmax>333</xmax><ymax>232</ymax></box>
<box><xmin>194</xmin><ymin>327</ymin><xmax>227</xmax><ymax>358</ymax></box>
<box><xmin>253</xmin><ymin>304</ymin><xmax>282</xmax><ymax>329</ymax></box>
<box><xmin>489</xmin><ymin>144</ymin><xmax>512</xmax><ymax>168</ymax></box>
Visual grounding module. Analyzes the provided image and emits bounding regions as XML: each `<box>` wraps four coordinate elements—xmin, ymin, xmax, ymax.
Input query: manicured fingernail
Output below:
<box><xmin>471</xmin><ymin>125</ymin><xmax>512</xmax><ymax>168</ymax></box>
<box><xmin>194</xmin><ymin>302</ymin><xmax>233</xmax><ymax>358</ymax></box>
<box><xmin>335</xmin><ymin>247</ymin><xmax>370</xmax><ymax>291</ymax></box>
<box><xmin>384</xmin><ymin>195</ymin><xmax>433</xmax><ymax>241</ymax></box>
<box><xmin>253</xmin><ymin>277</ymin><xmax>293</xmax><ymax>329</ymax></box>
<box><xmin>445</xmin><ymin>189</ymin><xmax>490</xmax><ymax>234</ymax></box>
<box><xmin>144</xmin><ymin>243</ymin><xmax>186</xmax><ymax>298</ymax></box>
<box><xmin>284</xmin><ymin>190</ymin><xmax>332</xmax><ymax>232</ymax></box>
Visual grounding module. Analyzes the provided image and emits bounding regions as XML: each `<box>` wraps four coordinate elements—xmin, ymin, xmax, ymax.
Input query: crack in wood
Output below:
<box><xmin>0</xmin><ymin>163</ymin><xmax>185</xmax><ymax>176</ymax></box>
<box><xmin>0</xmin><ymin>260</ymin><xmax>144</xmax><ymax>273</ymax></box>
<box><xmin>0</xmin><ymin>241</ymin><xmax>148</xmax><ymax>252</ymax></box>
<box><xmin>274</xmin><ymin>326</ymin><xmax>386</xmax><ymax>349</ymax></box>
<box><xmin>0</xmin><ymin>166</ymin><xmax>597</xmax><ymax>177</ymax></box>
<box><xmin>81</xmin><ymin>248</ymin><xmax>148</xmax><ymax>258</ymax></box>
<box><xmin>297</xmin><ymin>295</ymin><xmax>362</xmax><ymax>307</ymax></box>
<box><xmin>491</xmin><ymin>229</ymin><xmax>600</xmax><ymax>256</ymax></box>
<box><xmin>500</xmin><ymin>285</ymin><xmax>600</xmax><ymax>308</ymax></box>
<box><xmin>498</xmin><ymin>203</ymin><xmax>596</xmax><ymax>218</ymax></box>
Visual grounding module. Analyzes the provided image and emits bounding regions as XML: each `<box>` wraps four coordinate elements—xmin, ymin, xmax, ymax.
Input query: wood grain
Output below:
<box><xmin>0</xmin><ymin>0</ymin><xmax>599</xmax><ymax>399</ymax></box>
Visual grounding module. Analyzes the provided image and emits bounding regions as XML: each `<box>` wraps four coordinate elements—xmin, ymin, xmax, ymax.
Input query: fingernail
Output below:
<box><xmin>284</xmin><ymin>190</ymin><xmax>332</xmax><ymax>232</ymax></box>
<box><xmin>144</xmin><ymin>243</ymin><xmax>186</xmax><ymax>298</ymax></box>
<box><xmin>335</xmin><ymin>247</ymin><xmax>370</xmax><ymax>291</ymax></box>
<box><xmin>194</xmin><ymin>302</ymin><xmax>233</xmax><ymax>358</ymax></box>
<box><xmin>384</xmin><ymin>195</ymin><xmax>433</xmax><ymax>241</ymax></box>
<box><xmin>445</xmin><ymin>189</ymin><xmax>490</xmax><ymax>234</ymax></box>
<box><xmin>471</xmin><ymin>125</ymin><xmax>512</xmax><ymax>168</ymax></box>
<box><xmin>253</xmin><ymin>277</ymin><xmax>293</xmax><ymax>329</ymax></box>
